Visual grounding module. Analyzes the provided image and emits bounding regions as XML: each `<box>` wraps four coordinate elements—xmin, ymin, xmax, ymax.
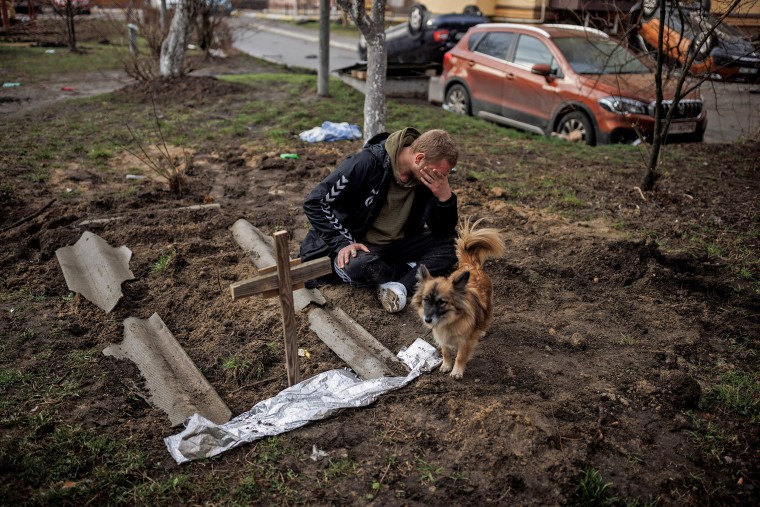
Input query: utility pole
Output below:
<box><xmin>318</xmin><ymin>0</ymin><xmax>330</xmax><ymax>96</ymax></box>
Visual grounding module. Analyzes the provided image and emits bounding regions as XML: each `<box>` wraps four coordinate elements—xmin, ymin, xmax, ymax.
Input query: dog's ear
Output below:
<box><xmin>416</xmin><ymin>264</ymin><xmax>431</xmax><ymax>282</ymax></box>
<box><xmin>453</xmin><ymin>271</ymin><xmax>470</xmax><ymax>291</ymax></box>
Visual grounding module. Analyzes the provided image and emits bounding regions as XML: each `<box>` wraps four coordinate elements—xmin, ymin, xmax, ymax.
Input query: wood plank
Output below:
<box><xmin>259</xmin><ymin>257</ymin><xmax>300</xmax><ymax>276</ymax></box>
<box><xmin>229</xmin><ymin>257</ymin><xmax>332</xmax><ymax>300</ymax></box>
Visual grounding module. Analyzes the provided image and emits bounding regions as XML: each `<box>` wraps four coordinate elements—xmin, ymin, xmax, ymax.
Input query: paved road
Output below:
<box><xmin>700</xmin><ymin>81</ymin><xmax>760</xmax><ymax>143</ymax></box>
<box><xmin>231</xmin><ymin>14</ymin><xmax>360</xmax><ymax>72</ymax></box>
<box><xmin>230</xmin><ymin>15</ymin><xmax>759</xmax><ymax>143</ymax></box>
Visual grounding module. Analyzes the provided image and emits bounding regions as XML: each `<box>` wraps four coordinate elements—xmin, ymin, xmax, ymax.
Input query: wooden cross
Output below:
<box><xmin>230</xmin><ymin>231</ymin><xmax>332</xmax><ymax>386</ymax></box>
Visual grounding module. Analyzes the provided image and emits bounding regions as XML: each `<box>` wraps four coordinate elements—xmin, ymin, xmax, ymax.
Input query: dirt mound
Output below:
<box><xmin>116</xmin><ymin>75</ymin><xmax>250</xmax><ymax>104</ymax></box>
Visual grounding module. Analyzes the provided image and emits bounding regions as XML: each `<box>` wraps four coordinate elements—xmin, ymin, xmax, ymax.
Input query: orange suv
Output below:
<box><xmin>440</xmin><ymin>23</ymin><xmax>708</xmax><ymax>145</ymax></box>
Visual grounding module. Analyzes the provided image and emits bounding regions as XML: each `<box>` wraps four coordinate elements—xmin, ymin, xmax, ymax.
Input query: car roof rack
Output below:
<box><xmin>474</xmin><ymin>23</ymin><xmax>609</xmax><ymax>39</ymax></box>
<box><xmin>542</xmin><ymin>24</ymin><xmax>609</xmax><ymax>38</ymax></box>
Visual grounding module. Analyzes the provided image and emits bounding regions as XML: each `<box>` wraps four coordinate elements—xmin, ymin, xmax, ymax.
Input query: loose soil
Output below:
<box><xmin>1</xmin><ymin>38</ymin><xmax>759</xmax><ymax>506</ymax></box>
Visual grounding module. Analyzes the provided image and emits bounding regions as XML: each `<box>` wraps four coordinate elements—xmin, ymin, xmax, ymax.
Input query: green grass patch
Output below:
<box><xmin>687</xmin><ymin>411</ymin><xmax>739</xmax><ymax>464</ymax></box>
<box><xmin>230</xmin><ymin>437</ymin><xmax>301</xmax><ymax>501</ymax></box>
<box><xmin>222</xmin><ymin>354</ymin><xmax>264</xmax><ymax>385</ymax></box>
<box><xmin>151</xmin><ymin>246</ymin><xmax>176</xmax><ymax>273</ymax></box>
<box><xmin>574</xmin><ymin>467</ymin><xmax>617</xmax><ymax>506</ymax></box>
<box><xmin>0</xmin><ymin>424</ymin><xmax>158</xmax><ymax>505</ymax></box>
<box><xmin>415</xmin><ymin>456</ymin><xmax>442</xmax><ymax>485</ymax></box>
<box><xmin>0</xmin><ymin>43</ymin><xmax>126</xmax><ymax>84</ymax></box>
<box><xmin>710</xmin><ymin>370</ymin><xmax>760</xmax><ymax>423</ymax></box>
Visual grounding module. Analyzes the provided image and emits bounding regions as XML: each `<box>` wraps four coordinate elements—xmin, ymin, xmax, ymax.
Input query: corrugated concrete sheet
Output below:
<box><xmin>55</xmin><ymin>231</ymin><xmax>135</xmax><ymax>313</ymax></box>
<box><xmin>308</xmin><ymin>307</ymin><xmax>408</xmax><ymax>379</ymax></box>
<box><xmin>103</xmin><ymin>313</ymin><xmax>232</xmax><ymax>427</ymax></box>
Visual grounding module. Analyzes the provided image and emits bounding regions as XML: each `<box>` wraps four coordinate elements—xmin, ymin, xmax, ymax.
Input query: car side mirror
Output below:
<box><xmin>531</xmin><ymin>63</ymin><xmax>554</xmax><ymax>82</ymax></box>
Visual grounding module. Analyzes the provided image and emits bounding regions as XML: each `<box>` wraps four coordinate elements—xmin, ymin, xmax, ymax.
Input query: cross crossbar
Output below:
<box><xmin>230</xmin><ymin>257</ymin><xmax>332</xmax><ymax>301</ymax></box>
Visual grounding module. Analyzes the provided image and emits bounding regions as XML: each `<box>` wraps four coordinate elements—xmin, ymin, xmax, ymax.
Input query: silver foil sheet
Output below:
<box><xmin>165</xmin><ymin>338</ymin><xmax>440</xmax><ymax>464</ymax></box>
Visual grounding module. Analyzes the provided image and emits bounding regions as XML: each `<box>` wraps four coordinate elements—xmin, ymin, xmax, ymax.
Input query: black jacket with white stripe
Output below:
<box><xmin>299</xmin><ymin>132</ymin><xmax>458</xmax><ymax>263</ymax></box>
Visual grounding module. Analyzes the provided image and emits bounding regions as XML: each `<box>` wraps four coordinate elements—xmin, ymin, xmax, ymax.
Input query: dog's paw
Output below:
<box><xmin>450</xmin><ymin>369</ymin><xmax>464</xmax><ymax>380</ymax></box>
<box><xmin>440</xmin><ymin>362</ymin><xmax>453</xmax><ymax>374</ymax></box>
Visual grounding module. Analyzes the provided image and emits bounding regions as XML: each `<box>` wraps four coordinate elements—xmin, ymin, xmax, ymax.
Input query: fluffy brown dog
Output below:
<box><xmin>412</xmin><ymin>218</ymin><xmax>505</xmax><ymax>379</ymax></box>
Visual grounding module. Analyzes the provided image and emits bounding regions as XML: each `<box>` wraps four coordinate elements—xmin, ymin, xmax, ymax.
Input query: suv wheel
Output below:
<box><xmin>557</xmin><ymin>111</ymin><xmax>596</xmax><ymax>146</ymax></box>
<box><xmin>445</xmin><ymin>84</ymin><xmax>471</xmax><ymax>115</ymax></box>
<box><xmin>463</xmin><ymin>5</ymin><xmax>482</xmax><ymax>16</ymax></box>
<box><xmin>642</xmin><ymin>0</ymin><xmax>660</xmax><ymax>18</ymax></box>
<box><xmin>408</xmin><ymin>4</ymin><xmax>428</xmax><ymax>37</ymax></box>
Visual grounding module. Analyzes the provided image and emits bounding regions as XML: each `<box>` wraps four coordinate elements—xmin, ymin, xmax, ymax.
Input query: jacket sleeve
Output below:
<box><xmin>425</xmin><ymin>192</ymin><xmax>458</xmax><ymax>237</ymax></box>
<box><xmin>302</xmin><ymin>152</ymin><xmax>375</xmax><ymax>254</ymax></box>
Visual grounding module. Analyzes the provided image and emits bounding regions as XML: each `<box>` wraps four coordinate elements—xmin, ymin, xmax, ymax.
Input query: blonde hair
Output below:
<box><xmin>410</xmin><ymin>129</ymin><xmax>458</xmax><ymax>167</ymax></box>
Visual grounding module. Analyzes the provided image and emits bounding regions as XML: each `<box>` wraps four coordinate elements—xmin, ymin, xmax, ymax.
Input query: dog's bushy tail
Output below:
<box><xmin>456</xmin><ymin>217</ymin><xmax>506</xmax><ymax>267</ymax></box>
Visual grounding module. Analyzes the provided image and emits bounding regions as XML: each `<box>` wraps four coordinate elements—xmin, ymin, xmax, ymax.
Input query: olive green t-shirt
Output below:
<box><xmin>364</xmin><ymin>128</ymin><xmax>419</xmax><ymax>245</ymax></box>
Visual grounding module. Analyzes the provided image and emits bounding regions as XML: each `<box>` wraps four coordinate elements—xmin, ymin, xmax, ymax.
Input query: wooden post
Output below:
<box><xmin>229</xmin><ymin>231</ymin><xmax>332</xmax><ymax>387</ymax></box>
<box><xmin>274</xmin><ymin>231</ymin><xmax>300</xmax><ymax>386</ymax></box>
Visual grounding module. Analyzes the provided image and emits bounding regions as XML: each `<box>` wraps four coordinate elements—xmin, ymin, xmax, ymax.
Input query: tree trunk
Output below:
<box><xmin>66</xmin><ymin>1</ymin><xmax>77</xmax><ymax>52</ymax></box>
<box><xmin>337</xmin><ymin>0</ymin><xmax>387</xmax><ymax>141</ymax></box>
<box><xmin>363</xmin><ymin>30</ymin><xmax>386</xmax><ymax>139</ymax></box>
<box><xmin>641</xmin><ymin>0</ymin><xmax>668</xmax><ymax>191</ymax></box>
<box><xmin>160</xmin><ymin>0</ymin><xmax>192</xmax><ymax>77</ymax></box>
<box><xmin>362</xmin><ymin>0</ymin><xmax>387</xmax><ymax>139</ymax></box>
<box><xmin>160</xmin><ymin>0</ymin><xmax>168</xmax><ymax>32</ymax></box>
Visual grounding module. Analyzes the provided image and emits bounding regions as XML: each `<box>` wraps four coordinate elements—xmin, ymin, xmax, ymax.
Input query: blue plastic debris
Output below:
<box><xmin>299</xmin><ymin>121</ymin><xmax>362</xmax><ymax>143</ymax></box>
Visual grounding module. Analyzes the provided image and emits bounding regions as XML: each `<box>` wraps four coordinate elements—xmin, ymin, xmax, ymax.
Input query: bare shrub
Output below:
<box><xmin>122</xmin><ymin>99</ymin><xmax>188</xmax><ymax>195</ymax></box>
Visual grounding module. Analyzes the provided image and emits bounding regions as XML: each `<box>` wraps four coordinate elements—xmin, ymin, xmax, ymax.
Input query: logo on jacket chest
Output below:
<box><xmin>365</xmin><ymin>188</ymin><xmax>379</xmax><ymax>208</ymax></box>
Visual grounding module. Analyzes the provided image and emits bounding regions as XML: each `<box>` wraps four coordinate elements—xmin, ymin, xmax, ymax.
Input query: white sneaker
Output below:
<box><xmin>377</xmin><ymin>282</ymin><xmax>407</xmax><ymax>313</ymax></box>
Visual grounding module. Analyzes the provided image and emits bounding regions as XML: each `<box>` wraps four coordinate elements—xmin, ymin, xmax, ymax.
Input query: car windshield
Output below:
<box><xmin>554</xmin><ymin>37</ymin><xmax>650</xmax><ymax>75</ymax></box>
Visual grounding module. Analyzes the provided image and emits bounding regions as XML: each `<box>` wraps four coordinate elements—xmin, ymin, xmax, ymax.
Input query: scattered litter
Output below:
<box><xmin>208</xmin><ymin>49</ymin><xmax>227</xmax><ymax>58</ymax></box>
<box><xmin>551</xmin><ymin>131</ymin><xmax>583</xmax><ymax>142</ymax></box>
<box><xmin>104</xmin><ymin>313</ymin><xmax>232</xmax><ymax>427</ymax></box>
<box><xmin>175</xmin><ymin>203</ymin><xmax>220</xmax><ymax>212</ymax></box>
<box><xmin>45</xmin><ymin>49</ymin><xmax>56</xmax><ymax>54</ymax></box>
<box><xmin>188</xmin><ymin>43</ymin><xmax>197</xmax><ymax>50</ymax></box>
<box><xmin>298</xmin><ymin>348</ymin><xmax>311</xmax><ymax>359</ymax></box>
<box><xmin>299</xmin><ymin>121</ymin><xmax>361</xmax><ymax>143</ymax></box>
<box><xmin>164</xmin><ymin>338</ymin><xmax>440</xmax><ymax>464</ymax></box>
<box><xmin>279</xmin><ymin>153</ymin><xmax>299</xmax><ymax>159</ymax></box>
<box><xmin>310</xmin><ymin>445</ymin><xmax>329</xmax><ymax>461</ymax></box>
<box><xmin>126</xmin><ymin>174</ymin><xmax>146</xmax><ymax>180</ymax></box>
<box><xmin>2</xmin><ymin>82</ymin><xmax>21</xmax><ymax>88</ymax></box>
<box><xmin>78</xmin><ymin>216</ymin><xmax>126</xmax><ymax>227</ymax></box>
<box><xmin>55</xmin><ymin>231</ymin><xmax>134</xmax><ymax>313</ymax></box>
<box><xmin>442</xmin><ymin>103</ymin><xmax>453</xmax><ymax>112</ymax></box>
<box><xmin>61</xmin><ymin>86</ymin><xmax>75</xmax><ymax>92</ymax></box>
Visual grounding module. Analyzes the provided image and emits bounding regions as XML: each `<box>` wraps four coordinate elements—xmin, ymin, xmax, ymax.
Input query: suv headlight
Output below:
<box><xmin>598</xmin><ymin>96</ymin><xmax>648</xmax><ymax>115</ymax></box>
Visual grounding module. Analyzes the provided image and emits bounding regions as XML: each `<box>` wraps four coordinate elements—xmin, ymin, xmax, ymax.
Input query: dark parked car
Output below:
<box><xmin>12</xmin><ymin>1</ymin><xmax>43</xmax><ymax>15</ymax></box>
<box><xmin>358</xmin><ymin>3</ymin><xmax>488</xmax><ymax>71</ymax></box>
<box><xmin>629</xmin><ymin>1</ymin><xmax>760</xmax><ymax>82</ymax></box>
<box><xmin>441</xmin><ymin>23</ymin><xmax>707</xmax><ymax>145</ymax></box>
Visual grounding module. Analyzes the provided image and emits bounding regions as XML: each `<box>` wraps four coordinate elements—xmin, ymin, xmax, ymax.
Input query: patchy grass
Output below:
<box><xmin>0</xmin><ymin>43</ymin><xmax>125</xmax><ymax>84</ymax></box>
<box><xmin>575</xmin><ymin>467</ymin><xmax>618</xmax><ymax>506</ymax></box>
